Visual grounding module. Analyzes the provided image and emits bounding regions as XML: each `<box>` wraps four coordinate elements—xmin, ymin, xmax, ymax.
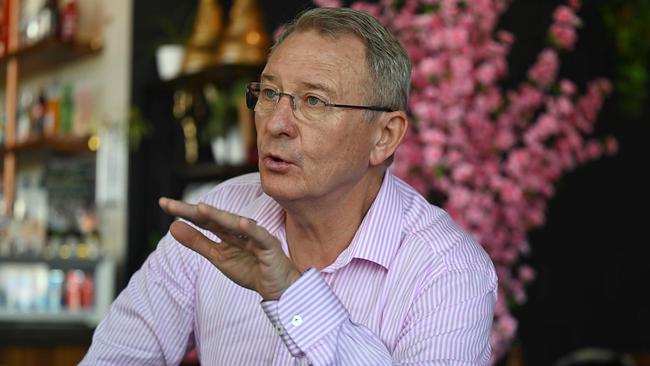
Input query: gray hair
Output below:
<box><xmin>272</xmin><ymin>7</ymin><xmax>411</xmax><ymax>114</ymax></box>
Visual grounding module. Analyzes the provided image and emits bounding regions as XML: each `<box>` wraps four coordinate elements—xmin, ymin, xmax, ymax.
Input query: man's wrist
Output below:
<box><xmin>261</xmin><ymin>266</ymin><xmax>303</xmax><ymax>301</ymax></box>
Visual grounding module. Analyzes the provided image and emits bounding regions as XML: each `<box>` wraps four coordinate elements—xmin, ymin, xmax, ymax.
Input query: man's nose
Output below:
<box><xmin>264</xmin><ymin>94</ymin><xmax>298</xmax><ymax>138</ymax></box>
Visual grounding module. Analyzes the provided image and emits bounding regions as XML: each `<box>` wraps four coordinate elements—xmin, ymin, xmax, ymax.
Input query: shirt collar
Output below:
<box><xmin>328</xmin><ymin>169</ymin><xmax>404</xmax><ymax>271</ymax></box>
<box><xmin>238</xmin><ymin>170</ymin><xmax>404</xmax><ymax>271</ymax></box>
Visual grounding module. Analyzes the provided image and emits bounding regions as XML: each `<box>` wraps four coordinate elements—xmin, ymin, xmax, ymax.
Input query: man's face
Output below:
<box><xmin>256</xmin><ymin>30</ymin><xmax>378</xmax><ymax>205</ymax></box>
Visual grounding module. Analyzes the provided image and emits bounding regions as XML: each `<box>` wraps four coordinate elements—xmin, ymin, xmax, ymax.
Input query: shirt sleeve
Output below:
<box><xmin>79</xmin><ymin>233</ymin><xmax>198</xmax><ymax>366</ymax></box>
<box><xmin>393</xmin><ymin>268</ymin><xmax>497</xmax><ymax>365</ymax></box>
<box><xmin>261</xmin><ymin>268</ymin><xmax>392</xmax><ymax>365</ymax></box>
<box><xmin>261</xmin><ymin>264</ymin><xmax>496</xmax><ymax>365</ymax></box>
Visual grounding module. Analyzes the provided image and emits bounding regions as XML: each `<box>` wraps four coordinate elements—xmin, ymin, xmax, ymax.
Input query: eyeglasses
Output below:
<box><xmin>245</xmin><ymin>82</ymin><xmax>394</xmax><ymax>122</ymax></box>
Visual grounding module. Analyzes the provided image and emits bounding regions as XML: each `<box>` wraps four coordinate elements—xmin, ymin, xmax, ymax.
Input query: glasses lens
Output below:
<box><xmin>253</xmin><ymin>84</ymin><xmax>280</xmax><ymax>115</ymax></box>
<box><xmin>299</xmin><ymin>96</ymin><xmax>329</xmax><ymax>121</ymax></box>
<box><xmin>245</xmin><ymin>84</ymin><xmax>259</xmax><ymax>110</ymax></box>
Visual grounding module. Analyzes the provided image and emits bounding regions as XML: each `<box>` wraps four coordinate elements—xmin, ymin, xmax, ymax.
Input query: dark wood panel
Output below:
<box><xmin>0</xmin><ymin>345</ymin><xmax>88</xmax><ymax>366</ymax></box>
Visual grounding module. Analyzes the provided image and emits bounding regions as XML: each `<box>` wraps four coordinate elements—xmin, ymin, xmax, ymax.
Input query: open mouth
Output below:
<box><xmin>263</xmin><ymin>153</ymin><xmax>292</xmax><ymax>172</ymax></box>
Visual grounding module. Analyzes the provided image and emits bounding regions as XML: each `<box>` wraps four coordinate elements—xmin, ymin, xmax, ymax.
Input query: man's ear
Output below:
<box><xmin>370</xmin><ymin>111</ymin><xmax>408</xmax><ymax>167</ymax></box>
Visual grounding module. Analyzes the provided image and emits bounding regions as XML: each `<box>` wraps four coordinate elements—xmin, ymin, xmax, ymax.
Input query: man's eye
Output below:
<box><xmin>305</xmin><ymin>95</ymin><xmax>325</xmax><ymax>107</ymax></box>
<box><xmin>261</xmin><ymin>88</ymin><xmax>278</xmax><ymax>99</ymax></box>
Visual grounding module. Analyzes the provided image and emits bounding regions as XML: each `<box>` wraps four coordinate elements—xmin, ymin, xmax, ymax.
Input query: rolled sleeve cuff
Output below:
<box><xmin>261</xmin><ymin>268</ymin><xmax>349</xmax><ymax>356</ymax></box>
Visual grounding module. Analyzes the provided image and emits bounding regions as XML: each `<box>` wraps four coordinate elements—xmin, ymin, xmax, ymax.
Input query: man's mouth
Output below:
<box><xmin>262</xmin><ymin>153</ymin><xmax>293</xmax><ymax>172</ymax></box>
<box><xmin>269</xmin><ymin>155</ymin><xmax>285</xmax><ymax>163</ymax></box>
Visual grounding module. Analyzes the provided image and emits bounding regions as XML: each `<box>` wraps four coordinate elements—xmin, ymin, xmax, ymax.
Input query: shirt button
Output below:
<box><xmin>291</xmin><ymin>315</ymin><xmax>303</xmax><ymax>327</ymax></box>
<box><xmin>275</xmin><ymin>323</ymin><xmax>285</xmax><ymax>335</ymax></box>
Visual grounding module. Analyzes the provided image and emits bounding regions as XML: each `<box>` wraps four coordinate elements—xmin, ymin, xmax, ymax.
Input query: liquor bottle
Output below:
<box><xmin>60</xmin><ymin>0</ymin><xmax>78</xmax><ymax>42</ymax></box>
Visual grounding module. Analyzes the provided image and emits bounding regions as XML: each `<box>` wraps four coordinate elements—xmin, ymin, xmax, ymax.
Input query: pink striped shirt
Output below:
<box><xmin>82</xmin><ymin>170</ymin><xmax>497</xmax><ymax>365</ymax></box>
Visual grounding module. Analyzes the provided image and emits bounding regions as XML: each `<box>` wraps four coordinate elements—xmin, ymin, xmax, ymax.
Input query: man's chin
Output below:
<box><xmin>260</xmin><ymin>172</ymin><xmax>300</xmax><ymax>202</ymax></box>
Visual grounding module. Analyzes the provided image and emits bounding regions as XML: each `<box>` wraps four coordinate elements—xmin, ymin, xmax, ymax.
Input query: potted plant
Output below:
<box><xmin>152</xmin><ymin>15</ymin><xmax>193</xmax><ymax>81</ymax></box>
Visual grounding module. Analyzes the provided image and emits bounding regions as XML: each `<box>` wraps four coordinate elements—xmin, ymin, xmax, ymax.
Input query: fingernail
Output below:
<box><xmin>240</xmin><ymin>216</ymin><xmax>256</xmax><ymax>223</ymax></box>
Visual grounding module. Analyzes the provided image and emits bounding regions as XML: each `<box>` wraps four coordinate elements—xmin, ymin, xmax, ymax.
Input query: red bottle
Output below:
<box><xmin>60</xmin><ymin>0</ymin><xmax>78</xmax><ymax>42</ymax></box>
<box><xmin>80</xmin><ymin>273</ymin><xmax>94</xmax><ymax>308</ymax></box>
<box><xmin>64</xmin><ymin>270</ymin><xmax>83</xmax><ymax>311</ymax></box>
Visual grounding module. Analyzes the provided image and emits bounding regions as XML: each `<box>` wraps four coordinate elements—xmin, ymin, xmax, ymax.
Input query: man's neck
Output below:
<box><xmin>282</xmin><ymin>170</ymin><xmax>385</xmax><ymax>271</ymax></box>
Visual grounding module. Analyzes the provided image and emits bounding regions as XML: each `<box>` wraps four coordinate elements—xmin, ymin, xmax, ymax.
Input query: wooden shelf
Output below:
<box><xmin>152</xmin><ymin>63</ymin><xmax>263</xmax><ymax>91</ymax></box>
<box><xmin>0</xmin><ymin>310</ymin><xmax>97</xmax><ymax>324</ymax></box>
<box><xmin>0</xmin><ymin>37</ymin><xmax>102</xmax><ymax>84</ymax></box>
<box><xmin>179</xmin><ymin>162</ymin><xmax>258</xmax><ymax>182</ymax></box>
<box><xmin>1</xmin><ymin>134</ymin><xmax>94</xmax><ymax>154</ymax></box>
<box><xmin>0</xmin><ymin>255</ymin><xmax>100</xmax><ymax>271</ymax></box>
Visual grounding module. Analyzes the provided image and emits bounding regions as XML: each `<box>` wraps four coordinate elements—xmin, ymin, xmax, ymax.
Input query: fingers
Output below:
<box><xmin>159</xmin><ymin>197</ymin><xmax>205</xmax><ymax>225</ymax></box>
<box><xmin>169</xmin><ymin>221</ymin><xmax>219</xmax><ymax>262</ymax></box>
<box><xmin>196</xmin><ymin>203</ymin><xmax>276</xmax><ymax>250</ymax></box>
<box><xmin>159</xmin><ymin>197</ymin><xmax>236</xmax><ymax>235</ymax></box>
<box><xmin>159</xmin><ymin>197</ymin><xmax>275</xmax><ymax>250</ymax></box>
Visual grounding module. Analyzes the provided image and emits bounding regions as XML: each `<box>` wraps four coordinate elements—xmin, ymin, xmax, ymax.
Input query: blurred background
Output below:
<box><xmin>0</xmin><ymin>0</ymin><xmax>647</xmax><ymax>365</ymax></box>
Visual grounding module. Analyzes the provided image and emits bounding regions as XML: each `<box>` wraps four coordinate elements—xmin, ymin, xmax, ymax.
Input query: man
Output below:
<box><xmin>82</xmin><ymin>7</ymin><xmax>497</xmax><ymax>365</ymax></box>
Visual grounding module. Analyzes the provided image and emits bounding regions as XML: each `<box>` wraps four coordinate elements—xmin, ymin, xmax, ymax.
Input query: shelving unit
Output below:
<box><xmin>0</xmin><ymin>256</ymin><xmax>114</xmax><ymax>326</ymax></box>
<box><xmin>1</xmin><ymin>35</ymin><xmax>102</xmax><ymax>214</ymax></box>
<box><xmin>0</xmin><ymin>0</ymin><xmax>112</xmax><ymax>331</ymax></box>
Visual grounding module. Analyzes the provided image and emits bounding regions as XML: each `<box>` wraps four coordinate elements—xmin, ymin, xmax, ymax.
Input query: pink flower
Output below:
<box><xmin>560</xmin><ymin>79</ymin><xmax>577</xmax><ymax>95</ymax></box>
<box><xmin>597</xmin><ymin>78</ymin><xmax>613</xmax><ymax>94</ymax></box>
<box><xmin>494</xmin><ymin>129</ymin><xmax>515</xmax><ymax>150</ymax></box>
<box><xmin>418</xmin><ymin>57</ymin><xmax>445</xmax><ymax>77</ymax></box>
<box><xmin>497</xmin><ymin>30</ymin><xmax>514</xmax><ymax>45</ymax></box>
<box><xmin>273</xmin><ymin>25</ymin><xmax>286</xmax><ymax>42</ymax></box>
<box><xmin>528</xmin><ymin>48</ymin><xmax>559</xmax><ymax>86</ymax></box>
<box><xmin>452</xmin><ymin>163</ymin><xmax>474</xmax><ymax>183</ymax></box>
<box><xmin>507</xmin><ymin>150</ymin><xmax>531</xmax><ymax>176</ymax></box>
<box><xmin>553</xmin><ymin>5</ymin><xmax>577</xmax><ymax>24</ymax></box>
<box><xmin>313</xmin><ymin>0</ymin><xmax>342</xmax><ymax>8</ymax></box>
<box><xmin>412</xmin><ymin>102</ymin><xmax>441</xmax><ymax>122</ymax></box>
<box><xmin>449</xmin><ymin>187</ymin><xmax>472</xmax><ymax>207</ymax></box>
<box><xmin>556</xmin><ymin>96</ymin><xmax>574</xmax><ymax>115</ymax></box>
<box><xmin>500</xmin><ymin>180</ymin><xmax>524</xmax><ymax>204</ymax></box>
<box><xmin>444</xmin><ymin>27</ymin><xmax>470</xmax><ymax>49</ymax></box>
<box><xmin>518</xmin><ymin>265</ymin><xmax>536</xmax><ymax>283</ymax></box>
<box><xmin>450</xmin><ymin>55</ymin><xmax>473</xmax><ymax>78</ymax></box>
<box><xmin>569</xmin><ymin>0</ymin><xmax>581</xmax><ymax>10</ymax></box>
<box><xmin>550</xmin><ymin>24</ymin><xmax>577</xmax><ymax>50</ymax></box>
<box><xmin>497</xmin><ymin>314</ymin><xmax>518</xmax><ymax>339</ymax></box>
<box><xmin>585</xmin><ymin>140</ymin><xmax>603</xmax><ymax>160</ymax></box>
<box><xmin>421</xmin><ymin>128</ymin><xmax>446</xmax><ymax>145</ymax></box>
<box><xmin>350</xmin><ymin>2</ymin><xmax>381</xmax><ymax>18</ymax></box>
<box><xmin>423</xmin><ymin>146</ymin><xmax>444</xmax><ymax>166</ymax></box>
<box><xmin>476</xmin><ymin>62</ymin><xmax>498</xmax><ymax>84</ymax></box>
<box><xmin>536</xmin><ymin>114</ymin><xmax>559</xmax><ymax>136</ymax></box>
<box><xmin>605</xmin><ymin>137</ymin><xmax>618</xmax><ymax>155</ymax></box>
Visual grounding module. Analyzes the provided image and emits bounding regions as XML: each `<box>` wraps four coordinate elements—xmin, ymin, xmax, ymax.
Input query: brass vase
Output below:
<box><xmin>182</xmin><ymin>0</ymin><xmax>224</xmax><ymax>74</ymax></box>
<box><xmin>216</xmin><ymin>0</ymin><xmax>270</xmax><ymax>65</ymax></box>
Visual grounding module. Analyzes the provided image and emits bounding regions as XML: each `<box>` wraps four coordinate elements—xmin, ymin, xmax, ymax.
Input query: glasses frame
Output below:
<box><xmin>245</xmin><ymin>82</ymin><xmax>395</xmax><ymax>119</ymax></box>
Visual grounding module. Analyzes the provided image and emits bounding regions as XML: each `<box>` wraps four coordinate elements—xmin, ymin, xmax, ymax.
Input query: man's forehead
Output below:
<box><xmin>262</xmin><ymin>31</ymin><xmax>367</xmax><ymax>93</ymax></box>
<box><xmin>261</xmin><ymin>73</ymin><xmax>337</xmax><ymax>94</ymax></box>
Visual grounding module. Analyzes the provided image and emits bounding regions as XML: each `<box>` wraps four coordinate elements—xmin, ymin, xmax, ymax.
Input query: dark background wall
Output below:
<box><xmin>127</xmin><ymin>0</ymin><xmax>312</xmax><ymax>284</ymax></box>
<box><xmin>128</xmin><ymin>1</ymin><xmax>650</xmax><ymax>364</ymax></box>
<box><xmin>500</xmin><ymin>1</ymin><xmax>650</xmax><ymax>364</ymax></box>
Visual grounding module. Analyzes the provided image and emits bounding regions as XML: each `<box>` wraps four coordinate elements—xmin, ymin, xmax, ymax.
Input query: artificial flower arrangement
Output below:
<box><xmin>315</xmin><ymin>0</ymin><xmax>616</xmax><ymax>361</ymax></box>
